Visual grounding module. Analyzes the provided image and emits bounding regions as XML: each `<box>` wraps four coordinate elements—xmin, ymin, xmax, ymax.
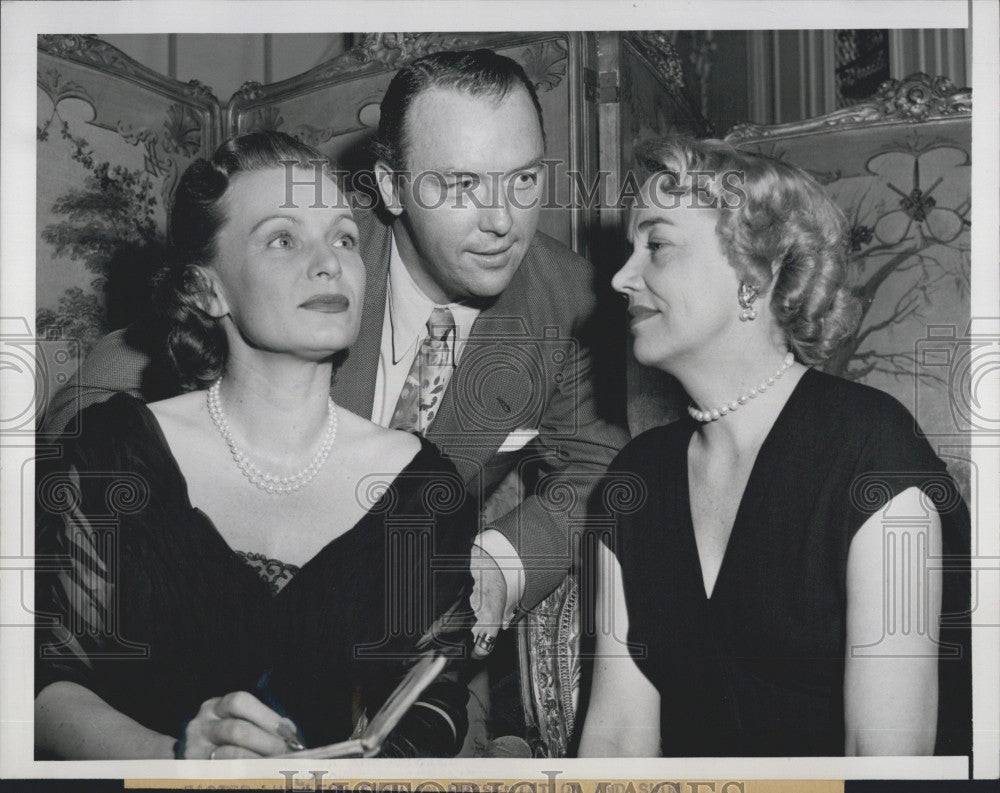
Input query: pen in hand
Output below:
<box><xmin>276</xmin><ymin>720</ymin><xmax>305</xmax><ymax>751</ymax></box>
<box><xmin>276</xmin><ymin>721</ymin><xmax>306</xmax><ymax>752</ymax></box>
<box><xmin>254</xmin><ymin>669</ymin><xmax>306</xmax><ymax>752</ymax></box>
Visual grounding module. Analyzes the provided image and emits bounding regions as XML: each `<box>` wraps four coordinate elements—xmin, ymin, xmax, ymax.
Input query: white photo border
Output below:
<box><xmin>2</xmin><ymin>0</ymin><xmax>997</xmax><ymax>784</ymax></box>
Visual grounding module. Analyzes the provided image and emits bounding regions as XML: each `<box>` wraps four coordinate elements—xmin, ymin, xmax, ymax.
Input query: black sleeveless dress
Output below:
<box><xmin>35</xmin><ymin>394</ymin><xmax>476</xmax><ymax>755</ymax></box>
<box><xmin>596</xmin><ymin>368</ymin><xmax>971</xmax><ymax>757</ymax></box>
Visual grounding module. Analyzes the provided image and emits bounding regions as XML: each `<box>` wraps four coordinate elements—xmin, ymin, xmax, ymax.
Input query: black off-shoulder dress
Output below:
<box><xmin>595</xmin><ymin>368</ymin><xmax>971</xmax><ymax>757</ymax></box>
<box><xmin>35</xmin><ymin>394</ymin><xmax>476</xmax><ymax>757</ymax></box>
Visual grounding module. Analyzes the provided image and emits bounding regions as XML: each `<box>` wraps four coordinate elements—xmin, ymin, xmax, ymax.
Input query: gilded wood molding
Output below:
<box><xmin>725</xmin><ymin>72</ymin><xmax>971</xmax><ymax>143</ymax></box>
<box><xmin>38</xmin><ymin>34</ymin><xmax>217</xmax><ymax>103</ymax></box>
<box><xmin>623</xmin><ymin>31</ymin><xmax>685</xmax><ymax>93</ymax></box>
<box><xmin>226</xmin><ymin>32</ymin><xmax>574</xmax><ymax>130</ymax></box>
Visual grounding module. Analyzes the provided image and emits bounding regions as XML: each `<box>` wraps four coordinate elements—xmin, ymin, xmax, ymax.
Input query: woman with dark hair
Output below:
<box><xmin>579</xmin><ymin>136</ymin><xmax>970</xmax><ymax>757</ymax></box>
<box><xmin>35</xmin><ymin>131</ymin><xmax>474</xmax><ymax>759</ymax></box>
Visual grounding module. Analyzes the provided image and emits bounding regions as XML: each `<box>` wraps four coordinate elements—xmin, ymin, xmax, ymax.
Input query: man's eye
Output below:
<box><xmin>332</xmin><ymin>235</ymin><xmax>356</xmax><ymax>250</ymax></box>
<box><xmin>512</xmin><ymin>171</ymin><xmax>539</xmax><ymax>189</ymax></box>
<box><xmin>267</xmin><ymin>233</ymin><xmax>295</xmax><ymax>249</ymax></box>
<box><xmin>453</xmin><ymin>174</ymin><xmax>479</xmax><ymax>190</ymax></box>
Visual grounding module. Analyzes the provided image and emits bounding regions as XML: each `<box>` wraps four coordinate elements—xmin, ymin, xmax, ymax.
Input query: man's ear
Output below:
<box><xmin>191</xmin><ymin>265</ymin><xmax>229</xmax><ymax>319</ymax></box>
<box><xmin>374</xmin><ymin>160</ymin><xmax>404</xmax><ymax>217</ymax></box>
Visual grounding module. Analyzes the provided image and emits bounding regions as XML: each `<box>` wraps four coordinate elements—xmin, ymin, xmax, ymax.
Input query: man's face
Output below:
<box><xmin>377</xmin><ymin>85</ymin><xmax>546</xmax><ymax>304</ymax></box>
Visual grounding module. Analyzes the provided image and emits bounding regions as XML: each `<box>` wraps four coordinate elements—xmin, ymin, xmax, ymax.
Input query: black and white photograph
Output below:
<box><xmin>1</xmin><ymin>0</ymin><xmax>997</xmax><ymax>789</ymax></box>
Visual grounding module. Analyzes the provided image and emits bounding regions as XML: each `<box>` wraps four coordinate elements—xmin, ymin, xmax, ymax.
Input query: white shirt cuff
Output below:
<box><xmin>473</xmin><ymin>529</ymin><xmax>525</xmax><ymax>626</ymax></box>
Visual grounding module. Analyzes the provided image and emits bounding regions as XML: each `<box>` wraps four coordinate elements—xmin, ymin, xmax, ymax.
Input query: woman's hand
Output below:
<box><xmin>179</xmin><ymin>691</ymin><xmax>301</xmax><ymax>759</ymax></box>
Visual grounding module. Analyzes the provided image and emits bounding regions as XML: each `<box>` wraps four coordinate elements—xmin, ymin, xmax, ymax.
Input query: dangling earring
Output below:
<box><xmin>738</xmin><ymin>281</ymin><xmax>758</xmax><ymax>321</ymax></box>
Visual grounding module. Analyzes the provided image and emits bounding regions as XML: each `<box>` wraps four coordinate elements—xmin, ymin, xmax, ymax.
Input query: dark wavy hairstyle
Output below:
<box><xmin>633</xmin><ymin>135</ymin><xmax>862</xmax><ymax>365</ymax></box>
<box><xmin>156</xmin><ymin>131</ymin><xmax>331</xmax><ymax>390</ymax></box>
<box><xmin>370</xmin><ymin>48</ymin><xmax>545</xmax><ymax>171</ymax></box>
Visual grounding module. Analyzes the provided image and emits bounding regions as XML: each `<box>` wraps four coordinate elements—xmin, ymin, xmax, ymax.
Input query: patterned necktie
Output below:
<box><xmin>389</xmin><ymin>307</ymin><xmax>456</xmax><ymax>434</ymax></box>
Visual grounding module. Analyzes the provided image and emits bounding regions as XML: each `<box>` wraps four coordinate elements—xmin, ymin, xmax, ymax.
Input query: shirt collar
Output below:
<box><xmin>388</xmin><ymin>231</ymin><xmax>480</xmax><ymax>346</ymax></box>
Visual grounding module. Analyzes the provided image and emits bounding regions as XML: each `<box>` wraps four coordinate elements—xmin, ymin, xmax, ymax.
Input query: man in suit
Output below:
<box><xmin>43</xmin><ymin>48</ymin><xmax>628</xmax><ymax>744</ymax></box>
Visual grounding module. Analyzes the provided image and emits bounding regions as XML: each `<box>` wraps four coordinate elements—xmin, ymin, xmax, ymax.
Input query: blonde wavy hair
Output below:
<box><xmin>633</xmin><ymin>135</ymin><xmax>861</xmax><ymax>365</ymax></box>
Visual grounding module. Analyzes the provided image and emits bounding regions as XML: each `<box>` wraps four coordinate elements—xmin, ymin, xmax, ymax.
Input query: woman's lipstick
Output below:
<box><xmin>628</xmin><ymin>305</ymin><xmax>659</xmax><ymax>327</ymax></box>
<box><xmin>299</xmin><ymin>294</ymin><xmax>350</xmax><ymax>313</ymax></box>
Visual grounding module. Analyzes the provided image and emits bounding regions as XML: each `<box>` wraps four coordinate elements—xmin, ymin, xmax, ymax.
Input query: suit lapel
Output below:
<box><xmin>336</xmin><ymin>216</ymin><xmax>549</xmax><ymax>486</ymax></box>
<box><xmin>330</xmin><ymin>207</ymin><xmax>389</xmax><ymax>417</ymax></box>
<box><xmin>428</xmin><ymin>251</ymin><xmax>540</xmax><ymax>480</ymax></box>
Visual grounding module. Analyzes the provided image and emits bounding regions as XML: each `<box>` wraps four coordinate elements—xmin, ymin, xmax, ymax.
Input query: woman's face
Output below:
<box><xmin>207</xmin><ymin>166</ymin><xmax>365</xmax><ymax>361</ymax></box>
<box><xmin>611</xmin><ymin>177</ymin><xmax>741</xmax><ymax>371</ymax></box>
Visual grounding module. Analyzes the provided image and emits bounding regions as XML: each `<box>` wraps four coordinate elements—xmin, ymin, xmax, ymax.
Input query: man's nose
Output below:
<box><xmin>478</xmin><ymin>186</ymin><xmax>514</xmax><ymax>236</ymax></box>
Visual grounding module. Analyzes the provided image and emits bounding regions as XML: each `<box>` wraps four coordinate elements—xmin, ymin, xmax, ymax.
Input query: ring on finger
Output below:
<box><xmin>210</xmin><ymin>746</ymin><xmax>221</xmax><ymax>760</ymax></box>
<box><xmin>475</xmin><ymin>633</ymin><xmax>496</xmax><ymax>652</ymax></box>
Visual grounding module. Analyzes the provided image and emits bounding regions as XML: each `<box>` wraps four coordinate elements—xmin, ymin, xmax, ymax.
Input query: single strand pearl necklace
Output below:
<box><xmin>206</xmin><ymin>379</ymin><xmax>338</xmax><ymax>494</ymax></box>
<box><xmin>688</xmin><ymin>351</ymin><xmax>795</xmax><ymax>423</ymax></box>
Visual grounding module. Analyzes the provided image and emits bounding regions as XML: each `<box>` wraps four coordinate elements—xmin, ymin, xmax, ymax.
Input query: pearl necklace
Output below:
<box><xmin>206</xmin><ymin>380</ymin><xmax>338</xmax><ymax>494</ymax></box>
<box><xmin>687</xmin><ymin>352</ymin><xmax>795</xmax><ymax>423</ymax></box>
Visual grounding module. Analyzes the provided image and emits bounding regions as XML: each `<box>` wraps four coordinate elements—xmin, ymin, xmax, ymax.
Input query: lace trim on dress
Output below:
<box><xmin>235</xmin><ymin>550</ymin><xmax>300</xmax><ymax>595</ymax></box>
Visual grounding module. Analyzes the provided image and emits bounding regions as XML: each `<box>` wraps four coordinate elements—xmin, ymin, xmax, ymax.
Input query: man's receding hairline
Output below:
<box><xmin>398</xmin><ymin>82</ymin><xmax>543</xmax><ymax>171</ymax></box>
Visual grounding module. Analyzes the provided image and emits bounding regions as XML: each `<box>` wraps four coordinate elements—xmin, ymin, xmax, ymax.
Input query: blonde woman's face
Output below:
<box><xmin>612</xmin><ymin>177</ymin><xmax>741</xmax><ymax>371</ymax></box>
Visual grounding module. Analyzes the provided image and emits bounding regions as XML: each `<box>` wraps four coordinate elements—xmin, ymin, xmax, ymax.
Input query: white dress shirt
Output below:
<box><xmin>372</xmin><ymin>233</ymin><xmax>525</xmax><ymax>626</ymax></box>
<box><xmin>371</xmin><ymin>234</ymin><xmax>479</xmax><ymax>426</ymax></box>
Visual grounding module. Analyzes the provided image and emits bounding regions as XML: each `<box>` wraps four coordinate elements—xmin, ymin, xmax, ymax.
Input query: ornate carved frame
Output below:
<box><xmin>38</xmin><ymin>34</ymin><xmax>223</xmax><ymax>207</ymax></box>
<box><xmin>38</xmin><ymin>34</ymin><xmax>217</xmax><ymax>106</ymax></box>
<box><xmin>226</xmin><ymin>32</ymin><xmax>573</xmax><ymax>117</ymax></box>
<box><xmin>725</xmin><ymin>72</ymin><xmax>970</xmax><ymax>143</ymax></box>
<box><xmin>621</xmin><ymin>30</ymin><xmax>710</xmax><ymax>136</ymax></box>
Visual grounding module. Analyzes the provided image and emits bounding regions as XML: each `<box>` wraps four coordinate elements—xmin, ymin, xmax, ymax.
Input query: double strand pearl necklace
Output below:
<box><xmin>206</xmin><ymin>379</ymin><xmax>338</xmax><ymax>495</ymax></box>
<box><xmin>688</xmin><ymin>351</ymin><xmax>795</xmax><ymax>423</ymax></box>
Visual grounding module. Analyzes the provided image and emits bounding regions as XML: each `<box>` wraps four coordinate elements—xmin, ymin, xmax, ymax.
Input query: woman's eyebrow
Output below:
<box><xmin>635</xmin><ymin>218</ymin><xmax>675</xmax><ymax>233</ymax></box>
<box><xmin>249</xmin><ymin>214</ymin><xmax>302</xmax><ymax>234</ymax></box>
<box><xmin>330</xmin><ymin>214</ymin><xmax>359</xmax><ymax>232</ymax></box>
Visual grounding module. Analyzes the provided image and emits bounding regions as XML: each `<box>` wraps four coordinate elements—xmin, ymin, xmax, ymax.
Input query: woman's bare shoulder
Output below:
<box><xmin>146</xmin><ymin>390</ymin><xmax>211</xmax><ymax>438</ymax></box>
<box><xmin>333</xmin><ymin>407</ymin><xmax>423</xmax><ymax>459</ymax></box>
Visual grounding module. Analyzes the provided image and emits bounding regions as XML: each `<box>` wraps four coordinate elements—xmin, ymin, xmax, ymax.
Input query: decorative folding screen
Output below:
<box><xmin>36</xmin><ymin>34</ymin><xmax>221</xmax><ymax>405</ymax></box>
